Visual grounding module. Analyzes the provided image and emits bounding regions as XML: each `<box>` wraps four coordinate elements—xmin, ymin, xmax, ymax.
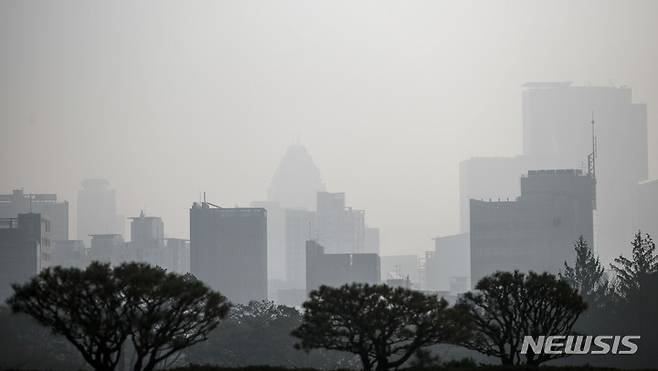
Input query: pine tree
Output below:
<box><xmin>610</xmin><ymin>231</ymin><xmax>658</xmax><ymax>300</ymax></box>
<box><xmin>561</xmin><ymin>236</ymin><xmax>609</xmax><ymax>306</ymax></box>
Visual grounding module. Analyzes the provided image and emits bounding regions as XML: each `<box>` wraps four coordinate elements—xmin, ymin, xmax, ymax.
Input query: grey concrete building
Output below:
<box><xmin>0</xmin><ymin>189</ymin><xmax>69</xmax><ymax>241</ymax></box>
<box><xmin>470</xmin><ymin>169</ymin><xmax>595</xmax><ymax>286</ymax></box>
<box><xmin>306</xmin><ymin>240</ymin><xmax>380</xmax><ymax>294</ymax></box>
<box><xmin>190</xmin><ymin>202</ymin><xmax>267</xmax><ymax>304</ymax></box>
<box><xmin>0</xmin><ymin>213</ymin><xmax>52</xmax><ymax>301</ymax></box>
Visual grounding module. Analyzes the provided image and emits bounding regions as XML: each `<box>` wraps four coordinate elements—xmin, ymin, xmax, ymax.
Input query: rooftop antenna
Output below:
<box><xmin>588</xmin><ymin>112</ymin><xmax>597</xmax><ymax>178</ymax></box>
<box><xmin>588</xmin><ymin>112</ymin><xmax>598</xmax><ymax>210</ymax></box>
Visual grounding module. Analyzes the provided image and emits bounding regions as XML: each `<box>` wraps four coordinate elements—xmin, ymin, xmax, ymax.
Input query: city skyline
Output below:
<box><xmin>2</xmin><ymin>1</ymin><xmax>658</xmax><ymax>260</ymax></box>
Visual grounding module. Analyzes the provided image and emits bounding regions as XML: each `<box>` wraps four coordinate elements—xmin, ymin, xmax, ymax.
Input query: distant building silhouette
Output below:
<box><xmin>0</xmin><ymin>213</ymin><xmax>52</xmax><ymax>301</ymax></box>
<box><xmin>364</xmin><ymin>227</ymin><xmax>380</xmax><ymax>255</ymax></box>
<box><xmin>459</xmin><ymin>157</ymin><xmax>528</xmax><ymax>233</ymax></box>
<box><xmin>522</xmin><ymin>83</ymin><xmax>647</xmax><ymax>263</ymax></box>
<box><xmin>127</xmin><ymin>211</ymin><xmax>167</xmax><ymax>267</ymax></box>
<box><xmin>77</xmin><ymin>179</ymin><xmax>121</xmax><ymax>245</ymax></box>
<box><xmin>268</xmin><ymin>144</ymin><xmax>325</xmax><ymax>210</ymax></box>
<box><xmin>424</xmin><ymin>233</ymin><xmax>469</xmax><ymax>292</ymax></box>
<box><xmin>190</xmin><ymin>202</ymin><xmax>267</xmax><ymax>304</ymax></box>
<box><xmin>470</xmin><ymin>169</ymin><xmax>595</xmax><ymax>286</ymax></box>
<box><xmin>316</xmin><ymin>192</ymin><xmax>365</xmax><ymax>254</ymax></box>
<box><xmin>305</xmin><ymin>240</ymin><xmax>380</xmax><ymax>294</ymax></box>
<box><xmin>284</xmin><ymin>208</ymin><xmax>316</xmax><ymax>290</ymax></box>
<box><xmin>51</xmin><ymin>239</ymin><xmax>86</xmax><ymax>269</ymax></box>
<box><xmin>165</xmin><ymin>238</ymin><xmax>190</xmax><ymax>274</ymax></box>
<box><xmin>282</xmin><ymin>191</ymin><xmax>376</xmax><ymax>295</ymax></box>
<box><xmin>460</xmin><ymin>83</ymin><xmax>648</xmax><ymax>264</ymax></box>
<box><xmin>0</xmin><ymin>189</ymin><xmax>69</xmax><ymax>241</ymax></box>
<box><xmin>89</xmin><ymin>234</ymin><xmax>125</xmax><ymax>265</ymax></box>
<box><xmin>251</xmin><ymin>201</ymin><xmax>286</xmax><ymax>281</ymax></box>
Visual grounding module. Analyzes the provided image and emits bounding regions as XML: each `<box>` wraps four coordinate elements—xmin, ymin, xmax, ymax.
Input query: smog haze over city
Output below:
<box><xmin>2</xmin><ymin>1</ymin><xmax>658</xmax><ymax>370</ymax></box>
<box><xmin>2</xmin><ymin>0</ymin><xmax>657</xmax><ymax>260</ymax></box>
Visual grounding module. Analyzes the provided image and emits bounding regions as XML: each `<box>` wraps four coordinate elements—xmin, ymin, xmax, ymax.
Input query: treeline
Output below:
<box><xmin>1</xmin><ymin>232</ymin><xmax>657</xmax><ymax>370</ymax></box>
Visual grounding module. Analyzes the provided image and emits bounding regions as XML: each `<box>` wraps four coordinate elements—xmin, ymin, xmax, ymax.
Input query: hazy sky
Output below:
<box><xmin>1</xmin><ymin>0</ymin><xmax>656</xmax><ymax>256</ymax></box>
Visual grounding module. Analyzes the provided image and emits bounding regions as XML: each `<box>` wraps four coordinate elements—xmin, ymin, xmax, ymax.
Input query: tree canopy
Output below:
<box><xmin>7</xmin><ymin>262</ymin><xmax>229</xmax><ymax>371</ymax></box>
<box><xmin>455</xmin><ymin>271</ymin><xmax>587</xmax><ymax>366</ymax></box>
<box><xmin>292</xmin><ymin>283</ymin><xmax>463</xmax><ymax>371</ymax></box>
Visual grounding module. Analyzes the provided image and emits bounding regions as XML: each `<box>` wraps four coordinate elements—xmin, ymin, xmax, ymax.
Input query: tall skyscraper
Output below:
<box><xmin>0</xmin><ymin>189</ymin><xmax>69</xmax><ymax>241</ymax></box>
<box><xmin>268</xmin><ymin>144</ymin><xmax>325</xmax><ymax>210</ymax></box>
<box><xmin>460</xmin><ymin>83</ymin><xmax>648</xmax><ymax>264</ymax></box>
<box><xmin>522</xmin><ymin>83</ymin><xmax>647</xmax><ymax>263</ymax></box>
<box><xmin>77</xmin><ymin>179</ymin><xmax>120</xmax><ymax>245</ymax></box>
<box><xmin>470</xmin><ymin>169</ymin><xmax>595</xmax><ymax>286</ymax></box>
<box><xmin>0</xmin><ymin>213</ymin><xmax>52</xmax><ymax>301</ymax></box>
<box><xmin>190</xmin><ymin>202</ymin><xmax>267</xmax><ymax>304</ymax></box>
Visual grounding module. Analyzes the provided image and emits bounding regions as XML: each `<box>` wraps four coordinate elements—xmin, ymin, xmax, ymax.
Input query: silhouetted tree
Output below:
<box><xmin>561</xmin><ymin>236</ymin><xmax>610</xmax><ymax>308</ymax></box>
<box><xmin>116</xmin><ymin>263</ymin><xmax>230</xmax><ymax>371</ymax></box>
<box><xmin>292</xmin><ymin>283</ymin><xmax>462</xmax><ymax>371</ymax></box>
<box><xmin>610</xmin><ymin>231</ymin><xmax>658</xmax><ymax>300</ymax></box>
<box><xmin>7</xmin><ymin>263</ymin><xmax>131</xmax><ymax>371</ymax></box>
<box><xmin>455</xmin><ymin>271</ymin><xmax>587</xmax><ymax>366</ymax></box>
<box><xmin>7</xmin><ymin>262</ymin><xmax>229</xmax><ymax>371</ymax></box>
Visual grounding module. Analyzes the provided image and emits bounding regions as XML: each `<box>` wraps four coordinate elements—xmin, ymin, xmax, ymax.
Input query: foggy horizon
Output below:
<box><xmin>2</xmin><ymin>0</ymin><xmax>657</xmax><ymax>261</ymax></box>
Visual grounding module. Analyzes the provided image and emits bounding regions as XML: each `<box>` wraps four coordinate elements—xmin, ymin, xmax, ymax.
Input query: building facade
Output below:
<box><xmin>0</xmin><ymin>189</ymin><xmax>69</xmax><ymax>241</ymax></box>
<box><xmin>470</xmin><ymin>169</ymin><xmax>595</xmax><ymax>286</ymax></box>
<box><xmin>0</xmin><ymin>213</ymin><xmax>51</xmax><ymax>301</ymax></box>
<box><xmin>305</xmin><ymin>240</ymin><xmax>380</xmax><ymax>294</ymax></box>
<box><xmin>77</xmin><ymin>179</ymin><xmax>121</xmax><ymax>245</ymax></box>
<box><xmin>190</xmin><ymin>202</ymin><xmax>267</xmax><ymax>304</ymax></box>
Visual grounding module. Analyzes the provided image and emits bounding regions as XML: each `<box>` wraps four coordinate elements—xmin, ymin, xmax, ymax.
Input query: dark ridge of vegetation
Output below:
<box><xmin>164</xmin><ymin>365</ymin><xmax>658</xmax><ymax>371</ymax></box>
<box><xmin>3</xmin><ymin>232</ymin><xmax>658</xmax><ymax>370</ymax></box>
